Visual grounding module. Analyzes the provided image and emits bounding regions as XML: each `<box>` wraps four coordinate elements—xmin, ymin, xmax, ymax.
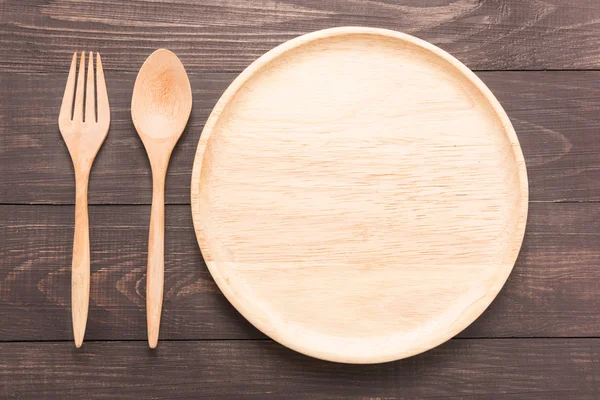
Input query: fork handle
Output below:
<box><xmin>72</xmin><ymin>169</ymin><xmax>90</xmax><ymax>348</ymax></box>
<box><xmin>147</xmin><ymin>169</ymin><xmax>166</xmax><ymax>349</ymax></box>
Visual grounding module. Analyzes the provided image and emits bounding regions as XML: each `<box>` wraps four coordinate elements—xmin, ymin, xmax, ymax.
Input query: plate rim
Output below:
<box><xmin>190</xmin><ymin>26</ymin><xmax>529</xmax><ymax>363</ymax></box>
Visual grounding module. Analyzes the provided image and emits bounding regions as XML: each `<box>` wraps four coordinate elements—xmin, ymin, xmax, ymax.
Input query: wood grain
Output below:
<box><xmin>131</xmin><ymin>49</ymin><xmax>193</xmax><ymax>348</ymax></box>
<box><xmin>2</xmin><ymin>70</ymin><xmax>600</xmax><ymax>204</ymax></box>
<box><xmin>58</xmin><ymin>51</ymin><xmax>111</xmax><ymax>348</ymax></box>
<box><xmin>190</xmin><ymin>27</ymin><xmax>528</xmax><ymax>363</ymax></box>
<box><xmin>0</xmin><ymin>70</ymin><xmax>228</xmax><ymax>205</ymax></box>
<box><xmin>2</xmin><ymin>202</ymin><xmax>599</xmax><ymax>342</ymax></box>
<box><xmin>3</xmin><ymin>0</ymin><xmax>600</xmax><ymax>72</ymax></box>
<box><xmin>0</xmin><ymin>204</ymin><xmax>261</xmax><ymax>341</ymax></box>
<box><xmin>2</xmin><ymin>339</ymin><xmax>600</xmax><ymax>399</ymax></box>
<box><xmin>0</xmin><ymin>0</ymin><xmax>597</xmax><ymax>395</ymax></box>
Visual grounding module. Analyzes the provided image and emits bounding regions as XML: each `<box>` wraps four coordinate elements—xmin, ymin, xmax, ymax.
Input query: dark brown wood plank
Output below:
<box><xmin>3</xmin><ymin>70</ymin><xmax>600</xmax><ymax>204</ymax></box>
<box><xmin>1</xmin><ymin>339</ymin><xmax>599</xmax><ymax>399</ymax></box>
<box><xmin>0</xmin><ymin>204</ymin><xmax>262</xmax><ymax>341</ymax></box>
<box><xmin>2</xmin><ymin>202</ymin><xmax>599</xmax><ymax>341</ymax></box>
<box><xmin>2</xmin><ymin>0</ymin><xmax>600</xmax><ymax>72</ymax></box>
<box><xmin>0</xmin><ymin>71</ymin><xmax>229</xmax><ymax>205</ymax></box>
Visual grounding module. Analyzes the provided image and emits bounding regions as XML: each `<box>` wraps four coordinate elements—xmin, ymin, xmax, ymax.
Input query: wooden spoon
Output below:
<box><xmin>131</xmin><ymin>49</ymin><xmax>192</xmax><ymax>348</ymax></box>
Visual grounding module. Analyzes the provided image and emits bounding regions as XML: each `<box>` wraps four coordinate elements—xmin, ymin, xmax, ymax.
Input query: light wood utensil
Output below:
<box><xmin>58</xmin><ymin>51</ymin><xmax>110</xmax><ymax>348</ymax></box>
<box><xmin>131</xmin><ymin>49</ymin><xmax>192</xmax><ymax>349</ymax></box>
<box><xmin>191</xmin><ymin>27</ymin><xmax>528</xmax><ymax>363</ymax></box>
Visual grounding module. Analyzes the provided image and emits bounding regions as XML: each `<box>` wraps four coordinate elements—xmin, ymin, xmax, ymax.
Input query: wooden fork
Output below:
<box><xmin>58</xmin><ymin>52</ymin><xmax>110</xmax><ymax>348</ymax></box>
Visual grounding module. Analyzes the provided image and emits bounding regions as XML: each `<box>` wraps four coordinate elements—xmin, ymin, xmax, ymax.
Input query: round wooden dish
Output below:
<box><xmin>191</xmin><ymin>27</ymin><xmax>528</xmax><ymax>364</ymax></box>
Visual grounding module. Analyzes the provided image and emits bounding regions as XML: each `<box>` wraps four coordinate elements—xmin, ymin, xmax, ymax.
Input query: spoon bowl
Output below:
<box><xmin>131</xmin><ymin>49</ymin><xmax>192</xmax><ymax>348</ymax></box>
<box><xmin>132</xmin><ymin>49</ymin><xmax>192</xmax><ymax>142</ymax></box>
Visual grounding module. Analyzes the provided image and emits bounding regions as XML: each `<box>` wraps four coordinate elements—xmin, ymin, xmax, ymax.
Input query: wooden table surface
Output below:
<box><xmin>2</xmin><ymin>0</ymin><xmax>600</xmax><ymax>398</ymax></box>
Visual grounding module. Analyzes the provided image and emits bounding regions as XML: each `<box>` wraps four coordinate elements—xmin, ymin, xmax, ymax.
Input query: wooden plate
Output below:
<box><xmin>191</xmin><ymin>27</ymin><xmax>528</xmax><ymax>363</ymax></box>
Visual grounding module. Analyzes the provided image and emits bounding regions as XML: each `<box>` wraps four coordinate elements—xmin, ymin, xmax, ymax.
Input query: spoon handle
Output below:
<box><xmin>72</xmin><ymin>169</ymin><xmax>90</xmax><ymax>348</ymax></box>
<box><xmin>147</xmin><ymin>170</ymin><xmax>166</xmax><ymax>348</ymax></box>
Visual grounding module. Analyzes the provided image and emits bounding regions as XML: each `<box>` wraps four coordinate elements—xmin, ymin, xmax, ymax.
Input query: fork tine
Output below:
<box><xmin>85</xmin><ymin>52</ymin><xmax>95</xmax><ymax>123</ymax></box>
<box><xmin>59</xmin><ymin>53</ymin><xmax>77</xmax><ymax>122</ymax></box>
<box><xmin>96</xmin><ymin>52</ymin><xmax>110</xmax><ymax>123</ymax></box>
<box><xmin>73</xmin><ymin>52</ymin><xmax>85</xmax><ymax>121</ymax></box>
